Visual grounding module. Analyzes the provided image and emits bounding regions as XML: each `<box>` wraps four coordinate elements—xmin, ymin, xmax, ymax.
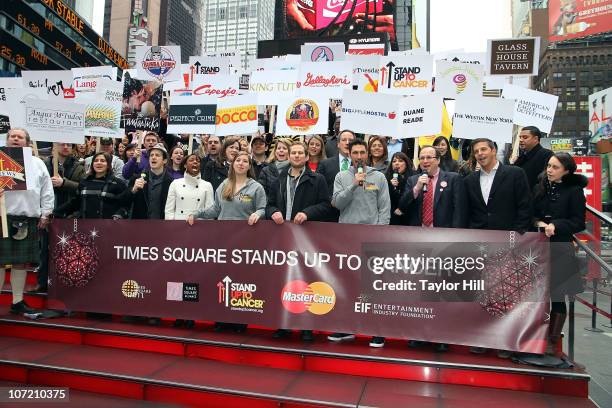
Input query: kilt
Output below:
<box><xmin>0</xmin><ymin>215</ymin><xmax>40</xmax><ymax>266</ymax></box>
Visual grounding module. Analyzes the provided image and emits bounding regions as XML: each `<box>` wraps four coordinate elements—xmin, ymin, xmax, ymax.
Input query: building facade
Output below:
<box><xmin>105</xmin><ymin>0</ymin><xmax>202</xmax><ymax>66</ymax></box>
<box><xmin>0</xmin><ymin>0</ymin><xmax>127</xmax><ymax>75</ymax></box>
<box><xmin>202</xmin><ymin>0</ymin><xmax>275</xmax><ymax>69</ymax></box>
<box><xmin>534</xmin><ymin>40</ymin><xmax>612</xmax><ymax>138</ymax></box>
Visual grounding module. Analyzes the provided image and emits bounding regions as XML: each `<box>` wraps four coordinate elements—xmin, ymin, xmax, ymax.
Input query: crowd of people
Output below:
<box><xmin>0</xmin><ymin>124</ymin><xmax>586</xmax><ymax>356</ymax></box>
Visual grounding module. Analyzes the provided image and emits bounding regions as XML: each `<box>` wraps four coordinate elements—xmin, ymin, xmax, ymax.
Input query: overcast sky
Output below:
<box><xmin>430</xmin><ymin>0</ymin><xmax>512</xmax><ymax>54</ymax></box>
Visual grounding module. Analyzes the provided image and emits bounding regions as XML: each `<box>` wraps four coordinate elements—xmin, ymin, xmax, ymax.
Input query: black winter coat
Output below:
<box><xmin>202</xmin><ymin>160</ymin><xmax>229</xmax><ymax>192</ymax></box>
<box><xmin>55</xmin><ymin>174</ymin><xmax>129</xmax><ymax>219</ymax></box>
<box><xmin>533</xmin><ymin>173</ymin><xmax>587</xmax><ymax>299</ymax></box>
<box><xmin>258</xmin><ymin>163</ymin><xmax>280</xmax><ymax>199</ymax></box>
<box><xmin>265</xmin><ymin>167</ymin><xmax>332</xmax><ymax>221</ymax></box>
<box><xmin>128</xmin><ymin>170</ymin><xmax>174</xmax><ymax>219</ymax></box>
<box><xmin>514</xmin><ymin>144</ymin><xmax>553</xmax><ymax>191</ymax></box>
<box><xmin>388</xmin><ymin>172</ymin><xmax>411</xmax><ymax>225</ymax></box>
<box><xmin>44</xmin><ymin>156</ymin><xmax>86</xmax><ymax>210</ymax></box>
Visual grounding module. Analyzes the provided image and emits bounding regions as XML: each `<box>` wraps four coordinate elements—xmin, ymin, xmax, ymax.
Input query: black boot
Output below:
<box><xmin>546</xmin><ymin>312</ymin><xmax>567</xmax><ymax>355</ymax></box>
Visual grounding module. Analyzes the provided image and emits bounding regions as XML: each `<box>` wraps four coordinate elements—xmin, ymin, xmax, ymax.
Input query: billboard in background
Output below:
<box><xmin>589</xmin><ymin>86</ymin><xmax>612</xmax><ymax>143</ymax></box>
<box><xmin>275</xmin><ymin>0</ymin><xmax>397</xmax><ymax>49</ymax></box>
<box><xmin>549</xmin><ymin>0</ymin><xmax>612</xmax><ymax>42</ymax></box>
<box><xmin>259</xmin><ymin>33</ymin><xmax>389</xmax><ymax>58</ymax></box>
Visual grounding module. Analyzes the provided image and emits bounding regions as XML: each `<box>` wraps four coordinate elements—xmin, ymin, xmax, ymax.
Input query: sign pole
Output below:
<box><xmin>268</xmin><ymin>106</ymin><xmax>276</xmax><ymax>134</ymax></box>
<box><xmin>188</xmin><ymin>134</ymin><xmax>194</xmax><ymax>155</ymax></box>
<box><xmin>413</xmin><ymin>137</ymin><xmax>419</xmax><ymax>169</ymax></box>
<box><xmin>137</xmin><ymin>131</ymin><xmax>144</xmax><ymax>164</ymax></box>
<box><xmin>31</xmin><ymin>141</ymin><xmax>39</xmax><ymax>158</ymax></box>
<box><xmin>0</xmin><ymin>193</ymin><xmax>7</xmax><ymax>239</ymax></box>
<box><xmin>52</xmin><ymin>144</ymin><xmax>59</xmax><ymax>177</ymax></box>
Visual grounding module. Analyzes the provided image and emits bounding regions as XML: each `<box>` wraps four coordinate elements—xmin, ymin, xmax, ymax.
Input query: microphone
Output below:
<box><xmin>422</xmin><ymin>170</ymin><xmax>432</xmax><ymax>192</ymax></box>
<box><xmin>357</xmin><ymin>161</ymin><xmax>364</xmax><ymax>187</ymax></box>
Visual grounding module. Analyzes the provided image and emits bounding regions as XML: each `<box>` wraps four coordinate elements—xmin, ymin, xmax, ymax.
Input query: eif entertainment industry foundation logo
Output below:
<box><xmin>121</xmin><ymin>280</ymin><xmax>151</xmax><ymax>298</ymax></box>
<box><xmin>354</xmin><ymin>296</ymin><xmax>437</xmax><ymax>320</ymax></box>
<box><xmin>281</xmin><ymin>281</ymin><xmax>336</xmax><ymax>315</ymax></box>
<box><xmin>217</xmin><ymin>276</ymin><xmax>265</xmax><ymax>313</ymax></box>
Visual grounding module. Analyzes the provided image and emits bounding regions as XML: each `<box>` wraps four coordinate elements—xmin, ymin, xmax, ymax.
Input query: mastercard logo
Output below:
<box><xmin>281</xmin><ymin>280</ymin><xmax>336</xmax><ymax>315</ymax></box>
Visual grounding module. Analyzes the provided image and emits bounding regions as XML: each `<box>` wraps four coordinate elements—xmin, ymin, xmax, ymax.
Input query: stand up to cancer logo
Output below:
<box><xmin>285</xmin><ymin>99</ymin><xmax>319</xmax><ymax>132</ymax></box>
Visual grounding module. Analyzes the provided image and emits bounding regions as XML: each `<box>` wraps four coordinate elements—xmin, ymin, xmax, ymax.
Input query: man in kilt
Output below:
<box><xmin>1</xmin><ymin>128</ymin><xmax>54</xmax><ymax>314</ymax></box>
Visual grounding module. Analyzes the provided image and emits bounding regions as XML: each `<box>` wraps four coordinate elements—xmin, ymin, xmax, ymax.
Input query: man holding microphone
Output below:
<box><xmin>329</xmin><ymin>139</ymin><xmax>390</xmax><ymax>347</ymax></box>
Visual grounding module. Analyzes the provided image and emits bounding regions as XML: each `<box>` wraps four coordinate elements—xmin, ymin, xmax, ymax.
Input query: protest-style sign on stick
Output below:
<box><xmin>0</xmin><ymin>147</ymin><xmax>31</xmax><ymax>238</ymax></box>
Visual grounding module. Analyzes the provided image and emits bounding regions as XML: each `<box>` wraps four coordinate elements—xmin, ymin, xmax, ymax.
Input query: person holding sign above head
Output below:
<box><xmin>398</xmin><ymin>145</ymin><xmax>467</xmax><ymax>352</ymax></box>
<box><xmin>1</xmin><ymin>128</ymin><xmax>54</xmax><ymax>315</ymax></box>
<box><xmin>188</xmin><ymin>151</ymin><xmax>266</xmax><ymax>333</ymax></box>
<box><xmin>122</xmin><ymin>131</ymin><xmax>161</xmax><ymax>180</ymax></box>
<box><xmin>202</xmin><ymin>136</ymin><xmax>241</xmax><ymax>192</ymax></box>
<box><xmin>266</xmin><ymin>141</ymin><xmax>332</xmax><ymax>342</ymax></box>
<box><xmin>328</xmin><ymin>139</ymin><xmax>390</xmax><ymax>348</ymax></box>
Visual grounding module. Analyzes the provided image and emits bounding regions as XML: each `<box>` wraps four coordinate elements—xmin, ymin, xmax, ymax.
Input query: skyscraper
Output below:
<box><xmin>202</xmin><ymin>0</ymin><xmax>275</xmax><ymax>69</ymax></box>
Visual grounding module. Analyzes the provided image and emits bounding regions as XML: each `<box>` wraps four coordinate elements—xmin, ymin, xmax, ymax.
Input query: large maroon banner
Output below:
<box><xmin>48</xmin><ymin>219</ymin><xmax>550</xmax><ymax>353</ymax></box>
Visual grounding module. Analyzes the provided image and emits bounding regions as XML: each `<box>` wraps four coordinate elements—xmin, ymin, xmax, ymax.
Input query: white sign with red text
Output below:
<box><xmin>297</xmin><ymin>61</ymin><xmax>353</xmax><ymax>99</ymax></box>
<box><xmin>190</xmin><ymin>75</ymin><xmax>240</xmax><ymax>99</ymax></box>
<box><xmin>72</xmin><ymin>66</ymin><xmax>117</xmax><ymax>94</ymax></box>
<box><xmin>340</xmin><ymin>89</ymin><xmax>401</xmax><ymax>137</ymax></box>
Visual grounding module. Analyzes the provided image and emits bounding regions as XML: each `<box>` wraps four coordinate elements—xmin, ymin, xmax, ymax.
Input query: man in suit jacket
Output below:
<box><xmin>399</xmin><ymin>146</ymin><xmax>467</xmax><ymax>228</ymax></box>
<box><xmin>465</xmin><ymin>138</ymin><xmax>531</xmax><ymax>233</ymax></box>
<box><xmin>317</xmin><ymin>130</ymin><xmax>356</xmax><ymax>196</ymax></box>
<box><xmin>513</xmin><ymin>126</ymin><xmax>553</xmax><ymax>191</ymax></box>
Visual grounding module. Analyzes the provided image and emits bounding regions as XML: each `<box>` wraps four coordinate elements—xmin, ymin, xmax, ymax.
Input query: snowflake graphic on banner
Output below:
<box><xmin>477</xmin><ymin>245</ymin><xmax>544</xmax><ymax>317</ymax></box>
<box><xmin>51</xmin><ymin>220</ymin><xmax>100</xmax><ymax>288</ymax></box>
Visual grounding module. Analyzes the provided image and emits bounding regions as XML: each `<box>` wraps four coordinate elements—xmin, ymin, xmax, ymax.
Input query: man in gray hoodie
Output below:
<box><xmin>332</xmin><ymin>139</ymin><xmax>391</xmax><ymax>225</ymax></box>
<box><xmin>328</xmin><ymin>138</ymin><xmax>390</xmax><ymax>347</ymax></box>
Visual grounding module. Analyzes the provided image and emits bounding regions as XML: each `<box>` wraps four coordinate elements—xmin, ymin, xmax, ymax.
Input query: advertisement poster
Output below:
<box><xmin>397</xmin><ymin>95</ymin><xmax>444</xmax><ymax>139</ymax></box>
<box><xmin>0</xmin><ymin>147</ymin><xmax>33</xmax><ymax>191</ymax></box>
<box><xmin>121</xmin><ymin>71</ymin><xmax>163</xmax><ymax>132</ymax></box>
<box><xmin>502</xmin><ymin>84</ymin><xmax>558</xmax><ymax>133</ymax></box>
<box><xmin>0</xmin><ymin>78</ymin><xmax>23</xmax><ymax>136</ymax></box>
<box><xmin>378</xmin><ymin>55</ymin><xmax>433</xmax><ymax>96</ymax></box>
<box><xmin>340</xmin><ymin>89</ymin><xmax>401</xmax><ymax>136</ymax></box>
<box><xmin>248</xmin><ymin>70</ymin><xmax>298</xmax><ymax>105</ymax></box>
<box><xmin>72</xmin><ymin>66</ymin><xmax>117</xmax><ymax>94</ymax></box>
<box><xmin>49</xmin><ymin>220</ymin><xmax>551</xmax><ymax>353</ymax></box>
<box><xmin>190</xmin><ymin>75</ymin><xmax>240</xmax><ymax>99</ymax></box>
<box><xmin>276</xmin><ymin>95</ymin><xmax>330</xmax><ymax>136</ymax></box>
<box><xmin>549</xmin><ymin>0</ymin><xmax>612</xmax><ymax>42</ymax></box>
<box><xmin>347</xmin><ymin>54</ymin><xmax>380</xmax><ymax>92</ymax></box>
<box><xmin>435</xmin><ymin>61</ymin><xmax>485</xmax><ymax>99</ymax></box>
<box><xmin>589</xmin><ymin>86</ymin><xmax>611</xmax><ymax>143</ymax></box>
<box><xmin>22</xmin><ymin>70</ymin><xmax>75</xmax><ymax>100</ymax></box>
<box><xmin>215</xmin><ymin>95</ymin><xmax>258</xmax><ymax>137</ymax></box>
<box><xmin>4</xmin><ymin>88</ymin><xmax>47</xmax><ymax>135</ymax></box>
<box><xmin>277</xmin><ymin>0</ymin><xmax>396</xmax><ymax>48</ymax></box>
<box><xmin>297</xmin><ymin>61</ymin><xmax>353</xmax><ymax>98</ymax></box>
<box><xmin>189</xmin><ymin>56</ymin><xmax>231</xmax><ymax>76</ymax></box>
<box><xmin>23</xmin><ymin>99</ymin><xmax>85</xmax><ymax>144</ymax></box>
<box><xmin>136</xmin><ymin>45</ymin><xmax>181</xmax><ymax>82</ymax></box>
<box><xmin>452</xmin><ymin>97</ymin><xmax>515</xmax><ymax>144</ymax></box>
<box><xmin>82</xmin><ymin>81</ymin><xmax>124</xmax><ymax>138</ymax></box>
<box><xmin>301</xmin><ymin>42</ymin><xmax>346</xmax><ymax>62</ymax></box>
<box><xmin>167</xmin><ymin>95</ymin><xmax>217</xmax><ymax>134</ymax></box>
<box><xmin>487</xmin><ymin>37</ymin><xmax>540</xmax><ymax>76</ymax></box>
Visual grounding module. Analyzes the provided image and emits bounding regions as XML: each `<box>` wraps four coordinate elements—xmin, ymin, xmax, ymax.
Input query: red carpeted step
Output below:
<box><xmin>0</xmin><ymin>336</ymin><xmax>596</xmax><ymax>408</ymax></box>
<box><xmin>0</xmin><ymin>309</ymin><xmax>590</xmax><ymax>399</ymax></box>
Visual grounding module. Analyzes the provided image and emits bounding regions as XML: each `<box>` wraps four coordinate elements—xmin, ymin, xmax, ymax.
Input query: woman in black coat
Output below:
<box><xmin>55</xmin><ymin>152</ymin><xmax>129</xmax><ymax>219</ymax></box>
<box><xmin>385</xmin><ymin>152</ymin><xmax>415</xmax><ymax>225</ymax></box>
<box><xmin>533</xmin><ymin>152</ymin><xmax>586</xmax><ymax>355</ymax></box>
